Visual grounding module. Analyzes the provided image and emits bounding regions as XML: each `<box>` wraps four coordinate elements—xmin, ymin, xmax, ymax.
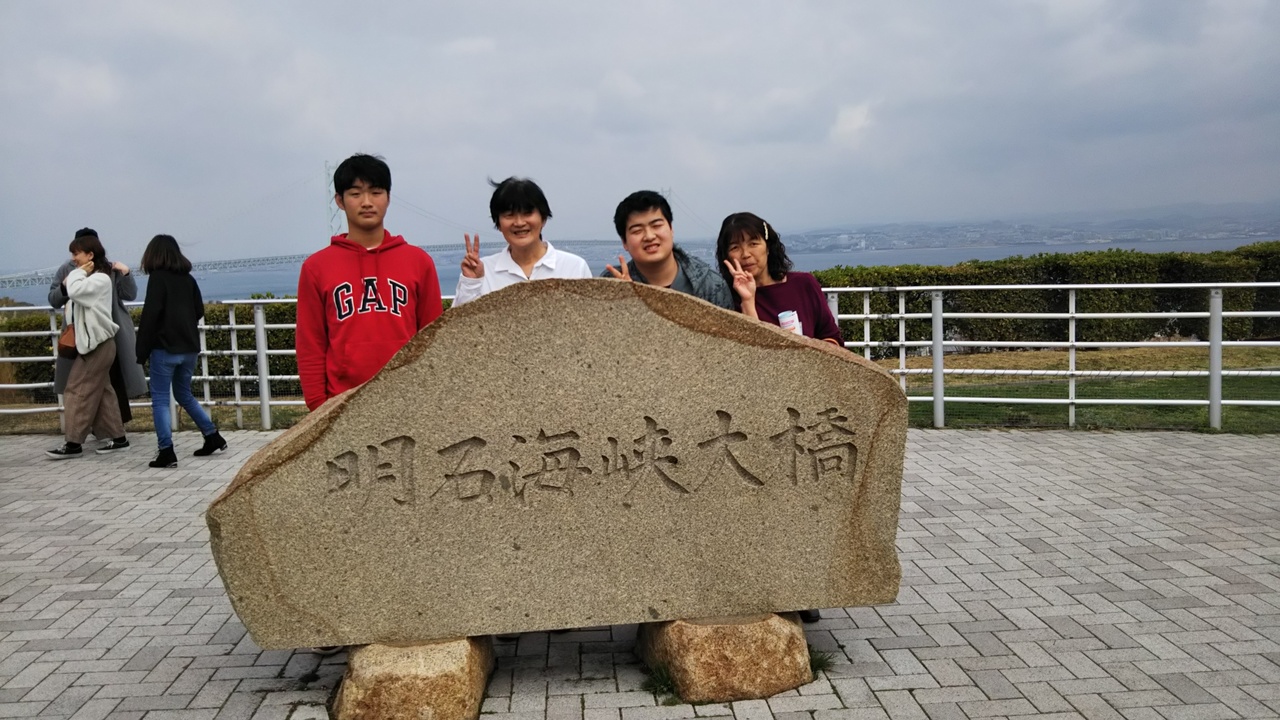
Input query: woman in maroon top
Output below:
<box><xmin>716</xmin><ymin>212</ymin><xmax>843</xmax><ymax>347</ymax></box>
<box><xmin>715</xmin><ymin>212</ymin><xmax>841</xmax><ymax>624</ymax></box>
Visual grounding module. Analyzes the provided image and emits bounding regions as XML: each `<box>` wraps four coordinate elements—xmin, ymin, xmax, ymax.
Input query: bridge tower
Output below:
<box><xmin>324</xmin><ymin>161</ymin><xmax>345</xmax><ymax>237</ymax></box>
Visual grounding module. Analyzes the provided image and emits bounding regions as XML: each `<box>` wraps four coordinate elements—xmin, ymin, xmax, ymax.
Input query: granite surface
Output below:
<box><xmin>638</xmin><ymin>614</ymin><xmax>812</xmax><ymax>702</ymax></box>
<box><xmin>333</xmin><ymin>638</ymin><xmax>494</xmax><ymax>720</ymax></box>
<box><xmin>207</xmin><ymin>279</ymin><xmax>907</xmax><ymax>648</ymax></box>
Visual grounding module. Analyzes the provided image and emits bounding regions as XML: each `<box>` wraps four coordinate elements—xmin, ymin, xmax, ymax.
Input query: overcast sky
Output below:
<box><xmin>2</xmin><ymin>0</ymin><xmax>1279</xmax><ymax>271</ymax></box>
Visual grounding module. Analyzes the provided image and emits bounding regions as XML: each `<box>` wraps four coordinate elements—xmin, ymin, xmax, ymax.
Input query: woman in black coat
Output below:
<box><xmin>136</xmin><ymin>234</ymin><xmax>227</xmax><ymax>468</ymax></box>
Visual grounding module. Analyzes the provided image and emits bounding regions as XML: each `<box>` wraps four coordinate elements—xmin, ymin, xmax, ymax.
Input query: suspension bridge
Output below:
<box><xmin>0</xmin><ymin>240</ymin><xmax>622</xmax><ymax>290</ymax></box>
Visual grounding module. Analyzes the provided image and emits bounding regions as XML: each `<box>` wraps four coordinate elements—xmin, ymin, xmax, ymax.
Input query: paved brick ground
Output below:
<box><xmin>2</xmin><ymin>429</ymin><xmax>1278</xmax><ymax>720</ymax></box>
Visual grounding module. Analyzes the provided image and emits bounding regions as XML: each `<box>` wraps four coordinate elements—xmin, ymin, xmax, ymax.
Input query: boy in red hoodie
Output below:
<box><xmin>296</xmin><ymin>154</ymin><xmax>443</xmax><ymax>411</ymax></box>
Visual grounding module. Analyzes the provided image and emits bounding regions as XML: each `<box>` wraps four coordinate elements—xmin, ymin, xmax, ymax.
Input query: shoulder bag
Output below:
<box><xmin>58</xmin><ymin>323</ymin><xmax>78</xmax><ymax>358</ymax></box>
<box><xmin>58</xmin><ymin>300</ymin><xmax>78</xmax><ymax>358</ymax></box>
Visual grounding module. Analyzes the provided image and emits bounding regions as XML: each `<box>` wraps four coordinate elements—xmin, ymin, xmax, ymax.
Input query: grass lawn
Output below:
<box><xmin>0</xmin><ymin>401</ymin><xmax>309</xmax><ymax>436</ymax></box>
<box><xmin>3</xmin><ymin>346</ymin><xmax>1277</xmax><ymax>434</ymax></box>
<box><xmin>885</xmin><ymin>346</ymin><xmax>1280</xmax><ymax>432</ymax></box>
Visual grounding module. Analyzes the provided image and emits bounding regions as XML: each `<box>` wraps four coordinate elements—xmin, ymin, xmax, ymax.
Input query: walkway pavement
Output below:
<box><xmin>2</xmin><ymin>430</ymin><xmax>1278</xmax><ymax>720</ymax></box>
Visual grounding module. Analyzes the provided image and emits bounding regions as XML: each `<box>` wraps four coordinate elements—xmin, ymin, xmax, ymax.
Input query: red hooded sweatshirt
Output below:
<box><xmin>296</xmin><ymin>232</ymin><xmax>443</xmax><ymax>410</ymax></box>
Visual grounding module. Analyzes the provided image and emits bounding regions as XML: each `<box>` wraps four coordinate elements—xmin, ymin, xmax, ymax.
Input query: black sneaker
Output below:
<box><xmin>96</xmin><ymin>437</ymin><xmax>130</xmax><ymax>454</ymax></box>
<box><xmin>46</xmin><ymin>443</ymin><xmax>83</xmax><ymax>460</ymax></box>
<box><xmin>798</xmin><ymin>609</ymin><xmax>821</xmax><ymax>623</ymax></box>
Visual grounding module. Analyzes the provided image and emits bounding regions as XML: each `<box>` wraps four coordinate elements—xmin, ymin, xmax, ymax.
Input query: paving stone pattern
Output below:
<box><xmin>2</xmin><ymin>429</ymin><xmax>1278</xmax><ymax>720</ymax></box>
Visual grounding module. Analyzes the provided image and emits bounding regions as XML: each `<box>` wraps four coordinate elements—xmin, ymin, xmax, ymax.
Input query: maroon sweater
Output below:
<box><xmin>751</xmin><ymin>272</ymin><xmax>842</xmax><ymax>343</ymax></box>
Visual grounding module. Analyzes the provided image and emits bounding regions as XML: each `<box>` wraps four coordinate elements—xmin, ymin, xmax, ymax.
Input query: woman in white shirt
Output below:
<box><xmin>46</xmin><ymin>233</ymin><xmax>124</xmax><ymax>459</ymax></box>
<box><xmin>453</xmin><ymin>177</ymin><xmax>592</xmax><ymax>306</ymax></box>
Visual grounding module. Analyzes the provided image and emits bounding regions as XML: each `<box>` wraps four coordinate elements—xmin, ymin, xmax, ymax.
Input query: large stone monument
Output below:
<box><xmin>207</xmin><ymin>279</ymin><xmax>907</xmax><ymax>650</ymax></box>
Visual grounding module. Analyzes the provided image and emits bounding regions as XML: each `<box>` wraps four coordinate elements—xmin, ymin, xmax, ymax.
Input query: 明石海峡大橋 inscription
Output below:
<box><xmin>323</xmin><ymin>407</ymin><xmax>859</xmax><ymax>510</ymax></box>
<box><xmin>207</xmin><ymin>279</ymin><xmax>907</xmax><ymax>649</ymax></box>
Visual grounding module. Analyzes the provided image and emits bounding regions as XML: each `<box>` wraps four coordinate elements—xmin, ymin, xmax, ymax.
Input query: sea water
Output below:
<box><xmin>2</xmin><ymin>236</ymin><xmax>1263</xmax><ymax>306</ymax></box>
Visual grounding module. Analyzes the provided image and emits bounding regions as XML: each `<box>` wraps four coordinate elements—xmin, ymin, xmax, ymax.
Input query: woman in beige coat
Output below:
<box><xmin>48</xmin><ymin>228</ymin><xmax>146</xmax><ymax>442</ymax></box>
<box><xmin>46</xmin><ymin>232</ymin><xmax>125</xmax><ymax>459</ymax></box>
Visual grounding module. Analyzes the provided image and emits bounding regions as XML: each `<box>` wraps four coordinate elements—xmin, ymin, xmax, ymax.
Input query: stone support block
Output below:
<box><xmin>638</xmin><ymin>613</ymin><xmax>812</xmax><ymax>703</ymax></box>
<box><xmin>333</xmin><ymin>636</ymin><xmax>494</xmax><ymax>720</ymax></box>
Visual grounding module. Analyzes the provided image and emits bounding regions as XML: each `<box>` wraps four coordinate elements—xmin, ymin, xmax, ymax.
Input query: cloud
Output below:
<box><xmin>829</xmin><ymin>103</ymin><xmax>874</xmax><ymax>150</ymax></box>
<box><xmin>0</xmin><ymin>0</ymin><xmax>1278</xmax><ymax>271</ymax></box>
<box><xmin>25</xmin><ymin>58</ymin><xmax>121</xmax><ymax>112</ymax></box>
<box><xmin>438</xmin><ymin>36</ymin><xmax>498</xmax><ymax>57</ymax></box>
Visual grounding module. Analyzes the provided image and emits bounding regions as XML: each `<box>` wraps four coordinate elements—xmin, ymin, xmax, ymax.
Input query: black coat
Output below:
<box><xmin>136</xmin><ymin>270</ymin><xmax>205</xmax><ymax>363</ymax></box>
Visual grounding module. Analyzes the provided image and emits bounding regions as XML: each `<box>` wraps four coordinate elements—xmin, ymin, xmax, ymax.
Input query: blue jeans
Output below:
<box><xmin>149</xmin><ymin>349</ymin><xmax>215</xmax><ymax>450</ymax></box>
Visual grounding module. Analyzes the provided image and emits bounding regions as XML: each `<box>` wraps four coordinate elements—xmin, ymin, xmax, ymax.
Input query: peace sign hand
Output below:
<box><xmin>723</xmin><ymin>258</ymin><xmax>756</xmax><ymax>302</ymax></box>
<box><xmin>604</xmin><ymin>255</ymin><xmax>633</xmax><ymax>282</ymax></box>
<box><xmin>461</xmin><ymin>234</ymin><xmax>484</xmax><ymax>279</ymax></box>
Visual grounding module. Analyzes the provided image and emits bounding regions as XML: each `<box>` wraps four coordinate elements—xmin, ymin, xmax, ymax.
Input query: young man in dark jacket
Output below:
<box><xmin>296</xmin><ymin>154</ymin><xmax>443</xmax><ymax>411</ymax></box>
<box><xmin>602</xmin><ymin>190</ymin><xmax>733</xmax><ymax>309</ymax></box>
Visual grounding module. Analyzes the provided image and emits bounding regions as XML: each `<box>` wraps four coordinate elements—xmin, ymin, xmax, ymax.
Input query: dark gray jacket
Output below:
<box><xmin>49</xmin><ymin>260</ymin><xmax>148</xmax><ymax>397</ymax></box>
<box><xmin>600</xmin><ymin>246</ymin><xmax>733</xmax><ymax>309</ymax></box>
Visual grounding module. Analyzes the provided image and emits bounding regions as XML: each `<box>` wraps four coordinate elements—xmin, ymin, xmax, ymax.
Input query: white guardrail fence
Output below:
<box><xmin>2</xmin><ymin>282</ymin><xmax>1278</xmax><ymax>431</ymax></box>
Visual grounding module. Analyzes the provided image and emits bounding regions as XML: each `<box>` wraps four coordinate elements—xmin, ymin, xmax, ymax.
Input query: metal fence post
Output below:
<box><xmin>932</xmin><ymin>290</ymin><xmax>945</xmax><ymax>428</ymax></box>
<box><xmin>1068</xmin><ymin>289</ymin><xmax>1077</xmax><ymax>428</ymax></box>
<box><xmin>229</xmin><ymin>305</ymin><xmax>243</xmax><ymax>429</ymax></box>
<box><xmin>254</xmin><ymin>303</ymin><xmax>272</xmax><ymax>430</ymax></box>
<box><xmin>826</xmin><ymin>292</ymin><xmax>841</xmax><ymax>347</ymax></box>
<box><xmin>50</xmin><ymin>309</ymin><xmax>66</xmax><ymax>434</ymax></box>
<box><xmin>898</xmin><ymin>292</ymin><xmax>907</xmax><ymax>391</ymax></box>
<box><xmin>1209</xmin><ymin>288</ymin><xmax>1223</xmax><ymax>429</ymax></box>
<box><xmin>862</xmin><ymin>292</ymin><xmax>871</xmax><ymax>359</ymax></box>
<box><xmin>199</xmin><ymin>320</ymin><xmax>211</xmax><ymax>406</ymax></box>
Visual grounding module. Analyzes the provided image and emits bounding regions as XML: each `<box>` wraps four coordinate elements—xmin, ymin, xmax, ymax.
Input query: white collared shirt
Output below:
<box><xmin>452</xmin><ymin>240</ymin><xmax>593</xmax><ymax>306</ymax></box>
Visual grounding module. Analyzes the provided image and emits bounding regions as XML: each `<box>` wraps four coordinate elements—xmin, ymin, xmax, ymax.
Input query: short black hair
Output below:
<box><xmin>715</xmin><ymin>212</ymin><xmax>793</xmax><ymax>289</ymax></box>
<box><xmin>489</xmin><ymin>177</ymin><xmax>552</xmax><ymax>228</ymax></box>
<box><xmin>334</xmin><ymin>154</ymin><xmax>391</xmax><ymax>195</ymax></box>
<box><xmin>68</xmin><ymin>231</ymin><xmax>111</xmax><ymax>274</ymax></box>
<box><xmin>613</xmin><ymin>190</ymin><xmax>672</xmax><ymax>240</ymax></box>
<box><xmin>141</xmin><ymin>234</ymin><xmax>193</xmax><ymax>274</ymax></box>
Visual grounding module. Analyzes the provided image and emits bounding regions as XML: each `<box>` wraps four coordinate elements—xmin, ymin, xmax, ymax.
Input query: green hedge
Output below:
<box><xmin>1233</xmin><ymin>241</ymin><xmax>1280</xmax><ymax>338</ymax></box>
<box><xmin>198</xmin><ymin>300</ymin><xmax>300</xmax><ymax>399</ymax></box>
<box><xmin>0</xmin><ymin>311</ymin><xmax>57</xmax><ymax>402</ymax></box>
<box><xmin>814</xmin><ymin>242</ymin><xmax>1278</xmax><ymax>354</ymax></box>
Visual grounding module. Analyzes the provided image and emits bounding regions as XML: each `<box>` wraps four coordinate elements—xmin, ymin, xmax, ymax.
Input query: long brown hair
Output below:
<box><xmin>69</xmin><ymin>229</ymin><xmax>111</xmax><ymax>274</ymax></box>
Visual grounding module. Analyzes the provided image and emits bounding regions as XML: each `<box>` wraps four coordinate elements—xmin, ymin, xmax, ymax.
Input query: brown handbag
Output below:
<box><xmin>57</xmin><ymin>324</ymin><xmax>78</xmax><ymax>358</ymax></box>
